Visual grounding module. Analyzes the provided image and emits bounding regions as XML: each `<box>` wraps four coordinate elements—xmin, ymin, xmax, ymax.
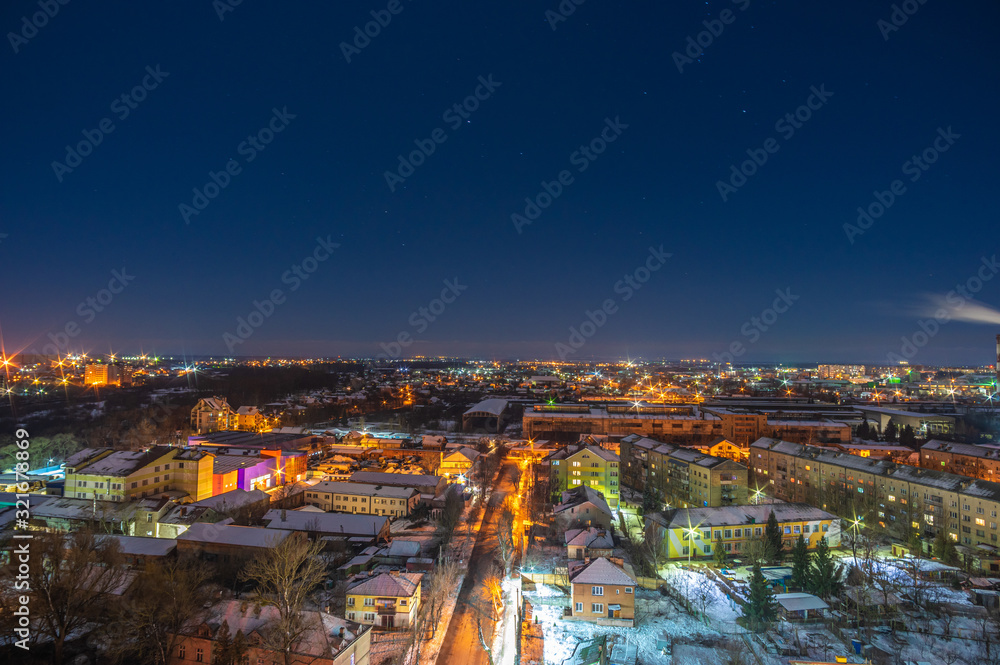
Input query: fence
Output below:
<box><xmin>522</xmin><ymin>572</ymin><xmax>568</xmax><ymax>587</ymax></box>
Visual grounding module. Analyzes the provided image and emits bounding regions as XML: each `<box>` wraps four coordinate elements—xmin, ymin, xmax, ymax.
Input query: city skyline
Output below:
<box><xmin>2</xmin><ymin>2</ymin><xmax>999</xmax><ymax>365</ymax></box>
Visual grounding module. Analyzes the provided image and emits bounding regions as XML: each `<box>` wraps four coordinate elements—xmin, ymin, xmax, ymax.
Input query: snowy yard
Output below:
<box><xmin>524</xmin><ymin>570</ymin><xmax>745</xmax><ymax>665</ymax></box>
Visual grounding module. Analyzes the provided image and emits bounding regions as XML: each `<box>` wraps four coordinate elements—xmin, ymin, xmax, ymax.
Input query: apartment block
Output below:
<box><xmin>303</xmin><ymin>481</ymin><xmax>420</xmax><ymax>517</ymax></box>
<box><xmin>751</xmin><ymin>437</ymin><xmax>1000</xmax><ymax>570</ymax></box>
<box><xmin>190</xmin><ymin>396</ymin><xmax>236</xmax><ymax>433</ymax></box>
<box><xmin>920</xmin><ymin>440</ymin><xmax>1000</xmax><ymax>481</ymax></box>
<box><xmin>548</xmin><ymin>444</ymin><xmax>621</xmax><ymax>509</ymax></box>
<box><xmin>619</xmin><ymin>435</ymin><xmax>748</xmax><ymax>509</ymax></box>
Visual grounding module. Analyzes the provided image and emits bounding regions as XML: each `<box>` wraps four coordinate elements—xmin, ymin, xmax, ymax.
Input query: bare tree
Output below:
<box><xmin>240</xmin><ymin>536</ymin><xmax>328</xmax><ymax>665</ymax></box>
<box><xmin>424</xmin><ymin>556</ymin><xmax>462</xmax><ymax>635</ymax></box>
<box><xmin>29</xmin><ymin>530</ymin><xmax>129</xmax><ymax>665</ymax></box>
<box><xmin>496</xmin><ymin>497</ymin><xmax>517</xmax><ymax>576</ymax></box>
<box><xmin>104</xmin><ymin>559</ymin><xmax>211</xmax><ymax>665</ymax></box>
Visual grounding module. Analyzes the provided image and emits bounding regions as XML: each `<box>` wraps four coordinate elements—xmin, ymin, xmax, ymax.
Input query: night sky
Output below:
<box><xmin>2</xmin><ymin>1</ymin><xmax>998</xmax><ymax>364</ymax></box>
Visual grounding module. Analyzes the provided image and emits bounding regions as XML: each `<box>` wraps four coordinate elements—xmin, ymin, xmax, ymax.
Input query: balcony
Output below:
<box><xmin>376</xmin><ymin>602</ymin><xmax>397</xmax><ymax>615</ymax></box>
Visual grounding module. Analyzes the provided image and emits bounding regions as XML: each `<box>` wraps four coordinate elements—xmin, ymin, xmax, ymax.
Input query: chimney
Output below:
<box><xmin>339</xmin><ymin>626</ymin><xmax>346</xmax><ymax>638</ymax></box>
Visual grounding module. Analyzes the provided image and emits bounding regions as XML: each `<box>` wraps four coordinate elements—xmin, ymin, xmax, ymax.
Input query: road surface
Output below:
<box><xmin>437</xmin><ymin>460</ymin><xmax>518</xmax><ymax>665</ymax></box>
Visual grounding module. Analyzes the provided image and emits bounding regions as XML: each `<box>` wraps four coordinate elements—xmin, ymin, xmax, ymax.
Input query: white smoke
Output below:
<box><xmin>925</xmin><ymin>295</ymin><xmax>1000</xmax><ymax>325</ymax></box>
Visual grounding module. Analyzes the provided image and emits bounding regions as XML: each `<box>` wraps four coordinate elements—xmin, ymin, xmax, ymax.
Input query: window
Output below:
<box><xmin>724</xmin><ymin>529</ymin><xmax>732</xmax><ymax>538</ymax></box>
<box><xmin>784</xmin><ymin>526</ymin><xmax>791</xmax><ymax>534</ymax></box>
<box><xmin>625</xmin><ymin>587</ymin><xmax>633</xmax><ymax>594</ymax></box>
<box><xmin>754</xmin><ymin>527</ymin><xmax>762</xmax><ymax>536</ymax></box>
<box><xmin>591</xmin><ymin>586</ymin><xmax>604</xmax><ymax>596</ymax></box>
<box><xmin>575</xmin><ymin>602</ymin><xmax>583</xmax><ymax>612</ymax></box>
<box><xmin>400</xmin><ymin>599</ymin><xmax>407</xmax><ymax>606</ymax></box>
<box><xmin>977</xmin><ymin>518</ymin><xmax>986</xmax><ymax>527</ymax></box>
<box><xmin>364</xmin><ymin>598</ymin><xmax>374</xmax><ymax>606</ymax></box>
<box><xmin>348</xmin><ymin>597</ymin><xmax>355</xmax><ymax>606</ymax></box>
<box><xmin>178</xmin><ymin>645</ymin><xmax>186</xmax><ymax>659</ymax></box>
<box><xmin>364</xmin><ymin>613</ymin><xmax>375</xmax><ymax>622</ymax></box>
<box><xmin>196</xmin><ymin>648</ymin><xmax>204</xmax><ymax>662</ymax></box>
<box><xmin>591</xmin><ymin>603</ymin><xmax>604</xmax><ymax>613</ymax></box>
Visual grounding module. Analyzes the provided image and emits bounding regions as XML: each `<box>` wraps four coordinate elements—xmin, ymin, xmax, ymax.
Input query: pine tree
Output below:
<box><xmin>214</xmin><ymin>620</ymin><xmax>233</xmax><ymax>665</ymax></box>
<box><xmin>231</xmin><ymin>630</ymin><xmax>248</xmax><ymax>665</ymax></box>
<box><xmin>714</xmin><ymin>533</ymin><xmax>727</xmax><ymax>567</ymax></box>
<box><xmin>745</xmin><ymin>563</ymin><xmax>778</xmax><ymax>631</ymax></box>
<box><xmin>885</xmin><ymin>421</ymin><xmax>899</xmax><ymax>442</ymax></box>
<box><xmin>899</xmin><ymin>424</ymin><xmax>916</xmax><ymax>447</ymax></box>
<box><xmin>934</xmin><ymin>530</ymin><xmax>959</xmax><ymax>565</ymax></box>
<box><xmin>857</xmin><ymin>420</ymin><xmax>870</xmax><ymax>439</ymax></box>
<box><xmin>790</xmin><ymin>534</ymin><xmax>812</xmax><ymax>591</ymax></box>
<box><xmin>765</xmin><ymin>511</ymin><xmax>783</xmax><ymax>563</ymax></box>
<box><xmin>809</xmin><ymin>536</ymin><xmax>840</xmax><ymax>598</ymax></box>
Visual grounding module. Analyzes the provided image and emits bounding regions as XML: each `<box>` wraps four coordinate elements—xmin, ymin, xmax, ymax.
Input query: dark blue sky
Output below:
<box><xmin>2</xmin><ymin>1</ymin><xmax>998</xmax><ymax>365</ymax></box>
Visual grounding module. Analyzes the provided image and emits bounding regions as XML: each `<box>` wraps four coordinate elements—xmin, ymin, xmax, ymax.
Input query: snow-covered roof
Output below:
<box><xmin>347</xmin><ymin>571</ymin><xmax>422</xmax><ymax>597</ymax></box>
<box><xmin>177</xmin><ymin>522</ymin><xmax>293</xmax><ymax>549</ymax></box>
<box><xmin>310</xmin><ymin>481</ymin><xmax>418</xmax><ymax>500</ymax></box>
<box><xmin>263</xmin><ymin>509</ymin><xmax>387</xmax><ymax>536</ymax></box>
<box><xmin>568</xmin><ymin>557</ymin><xmax>635</xmax><ymax>586</ymax></box>
<box><xmin>464</xmin><ymin>398</ymin><xmax>509</xmax><ymax>416</ymax></box>
<box><xmin>774</xmin><ymin>592</ymin><xmax>828</xmax><ymax>612</ymax></box>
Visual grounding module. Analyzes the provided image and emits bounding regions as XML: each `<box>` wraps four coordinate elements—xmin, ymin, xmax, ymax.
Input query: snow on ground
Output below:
<box><xmin>532</xmin><ymin>583</ymin><xmax>563</xmax><ymax>598</ymax></box>
<box><xmin>524</xmin><ymin>585</ymin><xmax>744</xmax><ymax>665</ymax></box>
<box><xmin>838</xmin><ymin>554</ymin><xmax>974</xmax><ymax>606</ymax></box>
<box><xmin>659</xmin><ymin>565</ymin><xmax>742</xmax><ymax>625</ymax></box>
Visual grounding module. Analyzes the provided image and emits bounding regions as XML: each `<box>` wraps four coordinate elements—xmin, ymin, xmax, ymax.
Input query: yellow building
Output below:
<box><xmin>439</xmin><ymin>447</ymin><xmax>480</xmax><ymax>479</ymax></box>
<box><xmin>236</xmin><ymin>406</ymin><xmax>266</xmax><ymax>431</ymax></box>
<box><xmin>303</xmin><ymin>481</ymin><xmax>420</xmax><ymax>518</ymax></box>
<box><xmin>345</xmin><ymin>571</ymin><xmax>422</xmax><ymax>629</ymax></box>
<box><xmin>548</xmin><ymin>444</ymin><xmax>620</xmax><ymax>508</ymax></box>
<box><xmin>646</xmin><ymin>503</ymin><xmax>840</xmax><ymax>560</ymax></box>
<box><xmin>64</xmin><ymin>446</ymin><xmax>215</xmax><ymax>502</ymax></box>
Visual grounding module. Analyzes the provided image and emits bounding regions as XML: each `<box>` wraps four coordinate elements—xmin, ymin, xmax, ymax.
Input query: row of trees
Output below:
<box><xmin>1</xmin><ymin>531</ymin><xmax>336</xmax><ymax>665</ymax></box>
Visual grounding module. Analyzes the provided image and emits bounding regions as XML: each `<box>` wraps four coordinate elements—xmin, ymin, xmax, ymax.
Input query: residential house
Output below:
<box><xmin>235</xmin><ymin>405</ymin><xmax>265</xmax><ymax>432</ymax></box>
<box><xmin>169</xmin><ymin>599</ymin><xmax>371</xmax><ymax>665</ymax></box>
<box><xmin>553</xmin><ymin>486</ymin><xmax>614</xmax><ymax>530</ymax></box>
<box><xmin>345</xmin><ymin>571</ymin><xmax>423</xmax><ymax>629</ymax></box>
<box><xmin>565</xmin><ymin>527</ymin><xmax>614</xmax><ymax>560</ymax></box>
<box><xmin>568</xmin><ymin>557</ymin><xmax>636</xmax><ymax>625</ymax></box>
<box><xmin>439</xmin><ymin>447</ymin><xmax>480</xmax><ymax>480</ymax></box>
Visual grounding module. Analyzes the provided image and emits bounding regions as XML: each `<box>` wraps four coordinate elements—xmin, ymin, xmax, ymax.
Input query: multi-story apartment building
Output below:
<box><xmin>548</xmin><ymin>444</ymin><xmax>621</xmax><ymax>509</ymax></box>
<box><xmin>645</xmin><ymin>503</ymin><xmax>840</xmax><ymax>560</ymax></box>
<box><xmin>303</xmin><ymin>481</ymin><xmax>420</xmax><ymax>517</ymax></box>
<box><xmin>568</xmin><ymin>557</ymin><xmax>636</xmax><ymax>626</ymax></box>
<box><xmin>920</xmin><ymin>440</ymin><xmax>1000</xmax><ymax>481</ymax></box>
<box><xmin>84</xmin><ymin>364</ymin><xmax>120</xmax><ymax>386</ymax></box>
<box><xmin>235</xmin><ymin>405</ymin><xmax>265</xmax><ymax>431</ymax></box>
<box><xmin>190</xmin><ymin>396</ymin><xmax>236</xmax><ymax>433</ymax></box>
<box><xmin>817</xmin><ymin>364</ymin><xmax>866</xmax><ymax>380</ymax></box>
<box><xmin>751</xmin><ymin>437</ymin><xmax>1000</xmax><ymax>570</ymax></box>
<box><xmin>346</xmin><ymin>571</ymin><xmax>423</xmax><ymax>629</ymax></box>
<box><xmin>619</xmin><ymin>435</ymin><xmax>748</xmax><ymax>509</ymax></box>
<box><xmin>524</xmin><ymin>402</ymin><xmax>851</xmax><ymax>447</ymax></box>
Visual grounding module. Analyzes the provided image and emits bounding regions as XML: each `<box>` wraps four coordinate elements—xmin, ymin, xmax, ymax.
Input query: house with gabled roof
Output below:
<box><xmin>440</xmin><ymin>447</ymin><xmax>480</xmax><ymax>480</ymax></box>
<box><xmin>567</xmin><ymin>556</ymin><xmax>636</xmax><ymax>625</ymax></box>
<box><xmin>190</xmin><ymin>396</ymin><xmax>236</xmax><ymax>433</ymax></box>
<box><xmin>345</xmin><ymin>570</ymin><xmax>423</xmax><ymax>629</ymax></box>
<box><xmin>553</xmin><ymin>485</ymin><xmax>614</xmax><ymax>530</ymax></box>
<box><xmin>565</xmin><ymin>527</ymin><xmax>614</xmax><ymax>560</ymax></box>
<box><xmin>168</xmin><ymin>599</ymin><xmax>371</xmax><ymax>665</ymax></box>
